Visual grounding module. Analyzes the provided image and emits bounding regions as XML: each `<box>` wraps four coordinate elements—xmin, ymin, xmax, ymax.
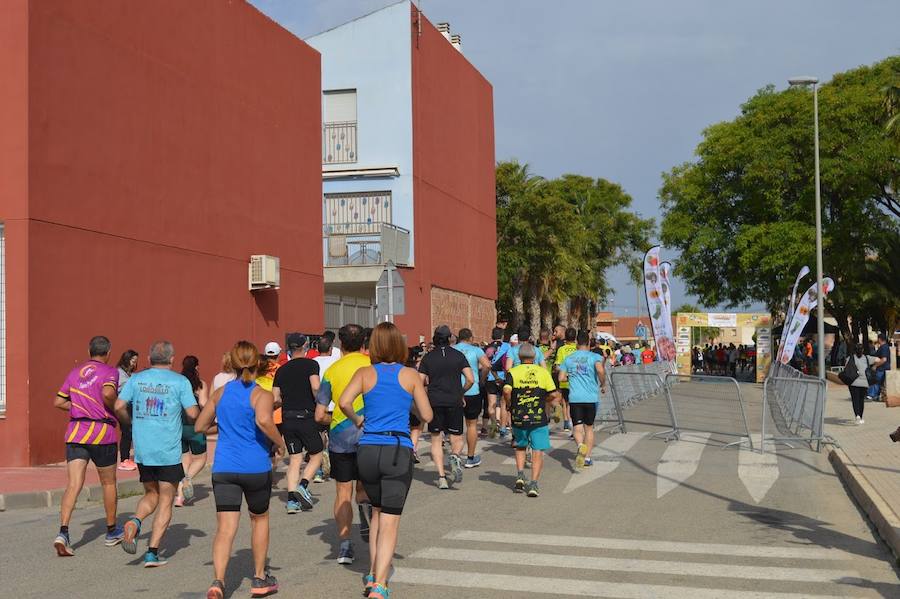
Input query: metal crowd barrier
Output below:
<box><xmin>663</xmin><ymin>374</ymin><xmax>753</xmax><ymax>450</ymax></box>
<box><xmin>608</xmin><ymin>363</ymin><xmax>678</xmax><ymax>440</ymax></box>
<box><xmin>762</xmin><ymin>362</ymin><xmax>836</xmax><ymax>452</ymax></box>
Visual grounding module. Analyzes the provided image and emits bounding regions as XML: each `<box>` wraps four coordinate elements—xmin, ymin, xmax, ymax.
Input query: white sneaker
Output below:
<box><xmin>859</xmin><ymin>418</ymin><xmax>865</xmax><ymax>425</ymax></box>
<box><xmin>855</xmin><ymin>416</ymin><xmax>861</xmax><ymax>424</ymax></box>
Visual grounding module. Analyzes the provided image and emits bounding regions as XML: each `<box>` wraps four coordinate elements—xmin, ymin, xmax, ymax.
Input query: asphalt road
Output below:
<box><xmin>2</xmin><ymin>383</ymin><xmax>899</xmax><ymax>598</ymax></box>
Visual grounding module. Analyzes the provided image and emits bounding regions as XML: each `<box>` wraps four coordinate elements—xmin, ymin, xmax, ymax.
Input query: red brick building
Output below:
<box><xmin>0</xmin><ymin>1</ymin><xmax>323</xmax><ymax>466</ymax></box>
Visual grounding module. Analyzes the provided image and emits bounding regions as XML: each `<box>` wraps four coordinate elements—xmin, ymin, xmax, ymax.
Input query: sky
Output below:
<box><xmin>250</xmin><ymin>0</ymin><xmax>900</xmax><ymax>317</ymax></box>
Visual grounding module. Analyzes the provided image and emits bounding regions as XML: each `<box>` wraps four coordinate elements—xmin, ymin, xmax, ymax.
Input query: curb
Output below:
<box><xmin>829</xmin><ymin>447</ymin><xmax>900</xmax><ymax>564</ymax></box>
<box><xmin>0</xmin><ymin>478</ymin><xmax>146</xmax><ymax>512</ymax></box>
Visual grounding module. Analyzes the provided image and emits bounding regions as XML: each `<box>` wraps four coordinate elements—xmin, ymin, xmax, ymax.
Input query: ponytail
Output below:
<box><xmin>230</xmin><ymin>340</ymin><xmax>261</xmax><ymax>383</ymax></box>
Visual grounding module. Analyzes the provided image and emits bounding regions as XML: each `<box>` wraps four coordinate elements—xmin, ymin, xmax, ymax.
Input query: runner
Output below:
<box><xmin>258</xmin><ymin>342</ymin><xmax>283</xmax><ymax>483</ymax></box>
<box><xmin>116</xmin><ymin>349</ymin><xmax>139</xmax><ymax>472</ymax></box>
<box><xmin>53</xmin><ymin>336</ymin><xmax>123</xmax><ymax>556</ymax></box>
<box><xmin>419</xmin><ymin>325</ymin><xmax>473</xmax><ymax>489</ymax></box>
<box><xmin>453</xmin><ymin>328</ymin><xmax>491</xmax><ymax>469</ymax></box>
<box><xmin>502</xmin><ymin>343</ymin><xmax>560</xmax><ymax>497</ymax></box>
<box><xmin>116</xmin><ymin>340</ymin><xmax>200</xmax><ymax>567</ymax></box>
<box><xmin>484</xmin><ymin>327</ymin><xmax>511</xmax><ymax>439</ymax></box>
<box><xmin>505</xmin><ymin>326</ymin><xmax>547</xmax><ymax>370</ymax></box>
<box><xmin>312</xmin><ymin>332</ymin><xmax>340</xmax><ymax>483</ymax></box>
<box><xmin>315</xmin><ymin>324</ymin><xmax>371</xmax><ymax>565</ymax></box>
<box><xmin>212</xmin><ymin>353</ymin><xmax>236</xmax><ymax>393</ymax></box>
<box><xmin>195</xmin><ymin>341</ymin><xmax>285</xmax><ymax>599</ymax></box>
<box><xmin>176</xmin><ymin>355</ymin><xmax>209</xmax><ymax>507</ymax></box>
<box><xmin>558</xmin><ymin>331</ymin><xmax>607</xmax><ymax>470</ymax></box>
<box><xmin>553</xmin><ymin>328</ymin><xmax>578</xmax><ymax>432</ymax></box>
<box><xmin>273</xmin><ymin>334</ymin><xmax>323</xmax><ymax>513</ymax></box>
<box><xmin>337</xmin><ymin>322</ymin><xmax>433</xmax><ymax>599</ymax></box>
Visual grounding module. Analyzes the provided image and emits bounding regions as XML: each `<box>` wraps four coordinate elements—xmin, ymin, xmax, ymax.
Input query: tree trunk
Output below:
<box><xmin>558</xmin><ymin>298</ymin><xmax>570</xmax><ymax>328</ymax></box>
<box><xmin>527</xmin><ymin>279</ymin><xmax>542</xmax><ymax>341</ymax></box>
<box><xmin>850</xmin><ymin>314</ymin><xmax>861</xmax><ymax>352</ymax></box>
<box><xmin>833</xmin><ymin>309</ymin><xmax>853</xmax><ymax>353</ymax></box>
<box><xmin>540</xmin><ymin>298</ymin><xmax>551</xmax><ymax>330</ymax></box>
<box><xmin>512</xmin><ymin>276</ymin><xmax>525</xmax><ymax>332</ymax></box>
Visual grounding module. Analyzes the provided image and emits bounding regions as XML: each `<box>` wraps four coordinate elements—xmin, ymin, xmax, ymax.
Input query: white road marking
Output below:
<box><xmin>391</xmin><ymin>568</ymin><xmax>850</xmax><ymax>598</ymax></box>
<box><xmin>563</xmin><ymin>432</ymin><xmax>647</xmax><ymax>494</ymax></box>
<box><xmin>657</xmin><ymin>432</ymin><xmax>712</xmax><ymax>498</ymax></box>
<box><xmin>444</xmin><ymin>530</ymin><xmax>849</xmax><ymax>560</ymax></box>
<box><xmin>738</xmin><ymin>434</ymin><xmax>780</xmax><ymax>503</ymax></box>
<box><xmin>410</xmin><ymin>547</ymin><xmax>858</xmax><ymax>583</ymax></box>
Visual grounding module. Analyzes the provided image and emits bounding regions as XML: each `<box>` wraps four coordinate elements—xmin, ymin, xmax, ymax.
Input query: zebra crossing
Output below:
<box><xmin>390</xmin><ymin>530</ymin><xmax>867</xmax><ymax>598</ymax></box>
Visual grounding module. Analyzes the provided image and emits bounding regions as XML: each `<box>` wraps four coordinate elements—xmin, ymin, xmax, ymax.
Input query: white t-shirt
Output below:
<box><xmin>212</xmin><ymin>371</ymin><xmax>236</xmax><ymax>392</ymax></box>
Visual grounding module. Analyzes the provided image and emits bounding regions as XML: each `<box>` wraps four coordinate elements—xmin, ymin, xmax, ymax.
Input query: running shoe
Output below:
<box><xmin>437</xmin><ymin>476</ymin><xmax>450</xmax><ymax>490</ymax></box>
<box><xmin>104</xmin><ymin>525</ymin><xmax>125</xmax><ymax>547</ymax></box>
<box><xmin>250</xmin><ymin>572</ymin><xmax>279</xmax><ymax>597</ymax></box>
<box><xmin>182</xmin><ymin>477</ymin><xmax>194</xmax><ymax>501</ymax></box>
<box><xmin>363</xmin><ymin>574</ymin><xmax>376</xmax><ymax>597</ymax></box>
<box><xmin>122</xmin><ymin>517</ymin><xmax>141</xmax><ymax>555</ymax></box>
<box><xmin>514</xmin><ymin>474</ymin><xmax>526</xmax><ymax>493</ymax></box>
<box><xmin>526</xmin><ymin>481</ymin><xmax>540</xmax><ymax>498</ymax></box>
<box><xmin>174</xmin><ymin>495</ymin><xmax>185</xmax><ymax>508</ymax></box>
<box><xmin>412</xmin><ymin>450</ymin><xmax>420</xmax><ymax>464</ymax></box>
<box><xmin>464</xmin><ymin>455</ymin><xmax>482</xmax><ymax>469</ymax></box>
<box><xmin>552</xmin><ymin>404</ymin><xmax>563</xmax><ymax>424</ymax></box>
<box><xmin>337</xmin><ymin>541</ymin><xmax>354</xmax><ymax>565</ymax></box>
<box><xmin>286</xmin><ymin>500</ymin><xmax>300</xmax><ymax>514</ymax></box>
<box><xmin>117</xmin><ymin>458</ymin><xmax>137</xmax><ymax>471</ymax></box>
<box><xmin>448</xmin><ymin>454</ymin><xmax>463</xmax><ymax>483</ymax></box>
<box><xmin>296</xmin><ymin>485</ymin><xmax>314</xmax><ymax>511</ymax></box>
<box><xmin>489</xmin><ymin>421</ymin><xmax>499</xmax><ymax>439</ymax></box>
<box><xmin>498</xmin><ymin>427</ymin><xmax>509</xmax><ymax>440</ymax></box>
<box><xmin>575</xmin><ymin>443</ymin><xmax>589</xmax><ymax>470</ymax></box>
<box><xmin>206</xmin><ymin>579</ymin><xmax>225</xmax><ymax>599</ymax></box>
<box><xmin>54</xmin><ymin>531</ymin><xmax>75</xmax><ymax>557</ymax></box>
<box><xmin>358</xmin><ymin>503</ymin><xmax>371</xmax><ymax>543</ymax></box>
<box><xmin>143</xmin><ymin>551</ymin><xmax>168</xmax><ymax>567</ymax></box>
<box><xmin>563</xmin><ymin>420</ymin><xmax>572</xmax><ymax>432</ymax></box>
<box><xmin>313</xmin><ymin>469</ymin><xmax>325</xmax><ymax>483</ymax></box>
<box><xmin>584</xmin><ymin>457</ymin><xmax>593</xmax><ymax>467</ymax></box>
<box><xmin>368</xmin><ymin>584</ymin><xmax>390</xmax><ymax>599</ymax></box>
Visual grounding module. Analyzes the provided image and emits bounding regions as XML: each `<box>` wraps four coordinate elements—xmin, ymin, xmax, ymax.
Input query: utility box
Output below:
<box><xmin>249</xmin><ymin>255</ymin><xmax>280</xmax><ymax>290</ymax></box>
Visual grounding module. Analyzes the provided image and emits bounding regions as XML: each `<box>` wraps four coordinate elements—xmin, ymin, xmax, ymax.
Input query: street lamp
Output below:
<box><xmin>788</xmin><ymin>76</ymin><xmax>825</xmax><ymax>380</ymax></box>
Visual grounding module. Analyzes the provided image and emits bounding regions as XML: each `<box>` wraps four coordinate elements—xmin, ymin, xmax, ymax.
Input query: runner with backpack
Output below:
<box><xmin>483</xmin><ymin>327</ymin><xmax>511</xmax><ymax>439</ymax></box>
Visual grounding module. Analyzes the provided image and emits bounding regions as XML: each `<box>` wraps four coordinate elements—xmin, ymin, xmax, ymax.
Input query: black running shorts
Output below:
<box><xmin>137</xmin><ymin>463</ymin><xmax>185</xmax><ymax>485</ymax></box>
<box><xmin>65</xmin><ymin>443</ymin><xmax>118</xmax><ymax>468</ymax></box>
<box><xmin>356</xmin><ymin>444</ymin><xmax>414</xmax><ymax>516</ymax></box>
<box><xmin>570</xmin><ymin>403</ymin><xmax>597</xmax><ymax>426</ymax></box>
<box><xmin>484</xmin><ymin>380</ymin><xmax>502</xmax><ymax>396</ymax></box>
<box><xmin>329</xmin><ymin>451</ymin><xmax>358</xmax><ymax>483</ymax></box>
<box><xmin>463</xmin><ymin>394</ymin><xmax>483</xmax><ymax>421</ymax></box>
<box><xmin>212</xmin><ymin>471</ymin><xmax>272</xmax><ymax>514</ymax></box>
<box><xmin>428</xmin><ymin>405</ymin><xmax>464</xmax><ymax>435</ymax></box>
<box><xmin>280</xmin><ymin>418</ymin><xmax>324</xmax><ymax>455</ymax></box>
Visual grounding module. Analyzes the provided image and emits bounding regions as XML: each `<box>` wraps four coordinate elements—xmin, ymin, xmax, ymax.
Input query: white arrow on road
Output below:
<box><xmin>738</xmin><ymin>434</ymin><xmax>779</xmax><ymax>503</ymax></box>
<box><xmin>563</xmin><ymin>432</ymin><xmax>647</xmax><ymax>494</ymax></box>
<box><xmin>656</xmin><ymin>432</ymin><xmax>712</xmax><ymax>498</ymax></box>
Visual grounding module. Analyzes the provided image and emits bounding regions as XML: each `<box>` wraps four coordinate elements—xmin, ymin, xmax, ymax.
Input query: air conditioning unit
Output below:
<box><xmin>249</xmin><ymin>255</ymin><xmax>280</xmax><ymax>290</ymax></box>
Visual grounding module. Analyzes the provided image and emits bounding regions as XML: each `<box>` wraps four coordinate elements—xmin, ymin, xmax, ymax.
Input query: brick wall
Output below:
<box><xmin>431</xmin><ymin>287</ymin><xmax>496</xmax><ymax>343</ymax></box>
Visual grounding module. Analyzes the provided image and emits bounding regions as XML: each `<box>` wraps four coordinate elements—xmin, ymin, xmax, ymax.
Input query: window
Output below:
<box><xmin>323</xmin><ymin>90</ymin><xmax>358</xmax><ymax>164</ymax></box>
<box><xmin>0</xmin><ymin>224</ymin><xmax>6</xmax><ymax>415</ymax></box>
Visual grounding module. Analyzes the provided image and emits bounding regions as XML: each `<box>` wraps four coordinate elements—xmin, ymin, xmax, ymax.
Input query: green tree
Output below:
<box><xmin>660</xmin><ymin>56</ymin><xmax>900</xmax><ymax>345</ymax></box>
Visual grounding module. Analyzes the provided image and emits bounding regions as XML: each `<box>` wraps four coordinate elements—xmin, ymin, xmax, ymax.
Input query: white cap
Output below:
<box><xmin>510</xmin><ymin>334</ymin><xmax>519</xmax><ymax>344</ymax></box>
<box><xmin>264</xmin><ymin>341</ymin><xmax>282</xmax><ymax>356</ymax></box>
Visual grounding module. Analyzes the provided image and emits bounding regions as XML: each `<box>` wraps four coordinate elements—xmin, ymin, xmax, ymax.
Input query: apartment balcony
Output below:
<box><xmin>325</xmin><ymin>222</ymin><xmax>410</xmax><ymax>268</ymax></box>
<box><xmin>323</xmin><ymin>121</ymin><xmax>357</xmax><ymax>164</ymax></box>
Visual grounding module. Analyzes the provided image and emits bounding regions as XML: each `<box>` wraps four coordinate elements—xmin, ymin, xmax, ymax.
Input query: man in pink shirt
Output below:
<box><xmin>53</xmin><ymin>335</ymin><xmax>124</xmax><ymax>556</ymax></box>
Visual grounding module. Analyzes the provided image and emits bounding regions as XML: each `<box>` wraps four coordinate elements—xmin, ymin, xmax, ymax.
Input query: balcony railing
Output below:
<box><xmin>325</xmin><ymin>222</ymin><xmax>410</xmax><ymax>267</ymax></box>
<box><xmin>323</xmin><ymin>121</ymin><xmax>357</xmax><ymax>164</ymax></box>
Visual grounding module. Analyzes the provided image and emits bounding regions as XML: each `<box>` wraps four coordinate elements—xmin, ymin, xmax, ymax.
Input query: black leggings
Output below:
<box><xmin>849</xmin><ymin>386</ymin><xmax>867</xmax><ymax>418</ymax></box>
<box><xmin>212</xmin><ymin>471</ymin><xmax>273</xmax><ymax>514</ymax></box>
<box><xmin>357</xmin><ymin>444</ymin><xmax>414</xmax><ymax>516</ymax></box>
<box><xmin>119</xmin><ymin>424</ymin><xmax>132</xmax><ymax>461</ymax></box>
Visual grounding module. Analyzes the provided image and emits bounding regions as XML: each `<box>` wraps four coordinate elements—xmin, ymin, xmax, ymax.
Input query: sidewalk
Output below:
<box><xmin>824</xmin><ymin>384</ymin><xmax>900</xmax><ymax>562</ymax></box>
<box><xmin>0</xmin><ymin>438</ymin><xmax>217</xmax><ymax>511</ymax></box>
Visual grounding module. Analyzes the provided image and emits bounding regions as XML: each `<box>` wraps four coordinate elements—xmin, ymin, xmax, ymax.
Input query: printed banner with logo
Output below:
<box><xmin>778</xmin><ymin>277</ymin><xmax>834</xmax><ymax>364</ymax></box>
<box><xmin>778</xmin><ymin>266</ymin><xmax>810</xmax><ymax>356</ymax></box>
<box><xmin>643</xmin><ymin>247</ymin><xmax>676</xmax><ymax>361</ymax></box>
<box><xmin>659</xmin><ymin>262</ymin><xmax>675</xmax><ymax>343</ymax></box>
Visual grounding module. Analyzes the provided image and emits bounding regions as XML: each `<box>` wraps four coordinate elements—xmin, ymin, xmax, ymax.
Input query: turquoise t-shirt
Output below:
<box><xmin>508</xmin><ymin>345</ymin><xmax>546</xmax><ymax>368</ymax></box>
<box><xmin>453</xmin><ymin>342</ymin><xmax>486</xmax><ymax>397</ymax></box>
<box><xmin>559</xmin><ymin>350</ymin><xmax>604</xmax><ymax>404</ymax></box>
<box><xmin>120</xmin><ymin>368</ymin><xmax>197</xmax><ymax>466</ymax></box>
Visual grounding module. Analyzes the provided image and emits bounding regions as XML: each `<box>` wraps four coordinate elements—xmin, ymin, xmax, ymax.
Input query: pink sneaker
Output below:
<box><xmin>118</xmin><ymin>459</ymin><xmax>137</xmax><ymax>471</ymax></box>
<box><xmin>174</xmin><ymin>496</ymin><xmax>184</xmax><ymax>508</ymax></box>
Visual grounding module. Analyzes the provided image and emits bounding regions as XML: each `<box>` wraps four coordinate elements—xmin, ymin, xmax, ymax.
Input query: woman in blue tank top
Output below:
<box><xmin>194</xmin><ymin>341</ymin><xmax>287</xmax><ymax>599</ymax></box>
<box><xmin>339</xmin><ymin>322</ymin><xmax>432</xmax><ymax>599</ymax></box>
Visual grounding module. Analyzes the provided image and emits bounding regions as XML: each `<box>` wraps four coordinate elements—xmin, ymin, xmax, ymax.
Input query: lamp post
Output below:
<box><xmin>788</xmin><ymin>76</ymin><xmax>825</xmax><ymax>380</ymax></box>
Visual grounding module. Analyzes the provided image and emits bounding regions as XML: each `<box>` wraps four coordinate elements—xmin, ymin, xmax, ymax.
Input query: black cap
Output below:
<box><xmin>286</xmin><ymin>333</ymin><xmax>308</xmax><ymax>349</ymax></box>
<box><xmin>434</xmin><ymin>325</ymin><xmax>453</xmax><ymax>338</ymax></box>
